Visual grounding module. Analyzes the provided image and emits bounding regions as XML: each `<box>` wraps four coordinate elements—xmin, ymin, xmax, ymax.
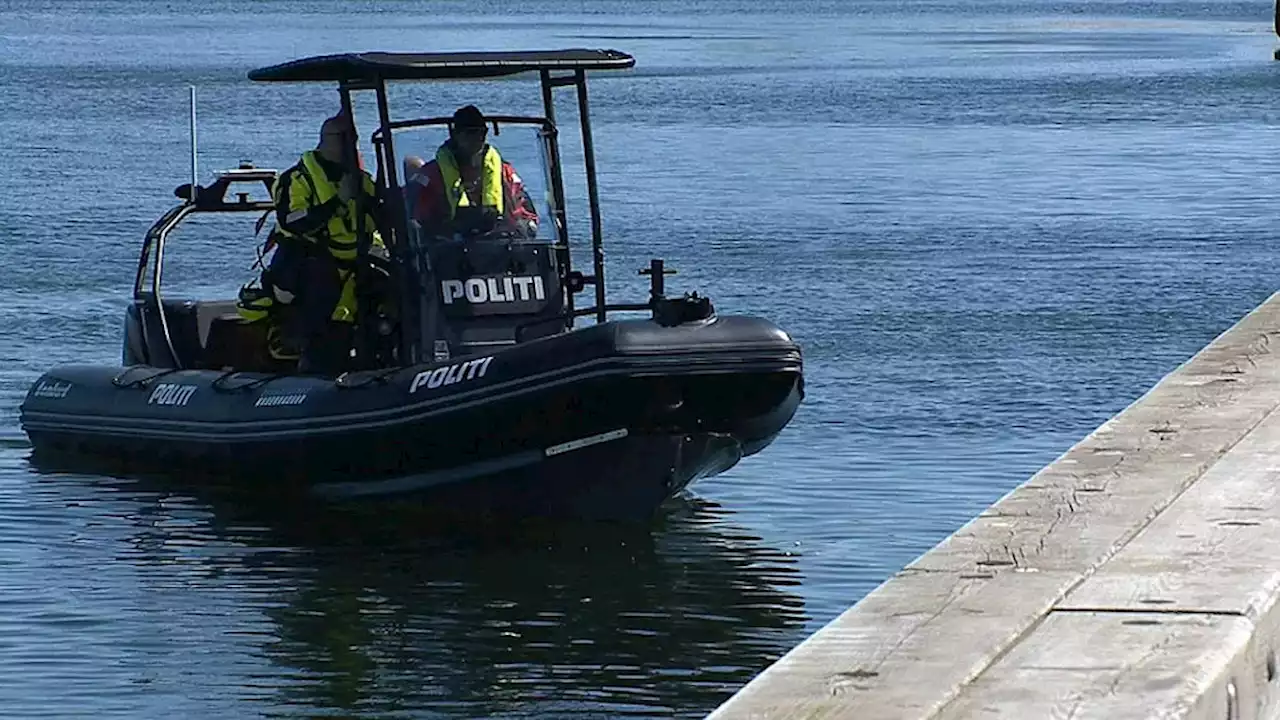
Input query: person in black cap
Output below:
<box><xmin>408</xmin><ymin>105</ymin><xmax>539</xmax><ymax>240</ymax></box>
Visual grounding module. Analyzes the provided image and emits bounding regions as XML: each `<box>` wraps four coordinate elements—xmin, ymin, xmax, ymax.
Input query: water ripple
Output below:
<box><xmin>3</xmin><ymin>0</ymin><xmax>1276</xmax><ymax>716</ymax></box>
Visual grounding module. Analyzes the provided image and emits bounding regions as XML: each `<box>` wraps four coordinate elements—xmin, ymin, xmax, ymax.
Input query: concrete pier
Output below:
<box><xmin>707</xmin><ymin>291</ymin><xmax>1280</xmax><ymax>720</ymax></box>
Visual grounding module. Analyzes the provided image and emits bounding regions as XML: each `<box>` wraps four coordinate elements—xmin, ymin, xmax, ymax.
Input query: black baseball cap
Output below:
<box><xmin>451</xmin><ymin>105</ymin><xmax>486</xmax><ymax>130</ymax></box>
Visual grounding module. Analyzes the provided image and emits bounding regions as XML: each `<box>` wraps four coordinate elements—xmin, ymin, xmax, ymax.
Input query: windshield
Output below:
<box><xmin>388</xmin><ymin>120</ymin><xmax>559</xmax><ymax>244</ymax></box>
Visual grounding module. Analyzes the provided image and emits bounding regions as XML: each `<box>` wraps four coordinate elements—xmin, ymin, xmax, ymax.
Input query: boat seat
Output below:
<box><xmin>195</xmin><ymin>300</ymin><xmax>239</xmax><ymax>348</ymax></box>
<box><xmin>149</xmin><ymin>299</ymin><xmax>284</xmax><ymax>372</ymax></box>
<box><xmin>152</xmin><ymin>299</ymin><xmax>206</xmax><ymax>369</ymax></box>
<box><xmin>201</xmin><ymin>313</ymin><xmax>292</xmax><ymax>373</ymax></box>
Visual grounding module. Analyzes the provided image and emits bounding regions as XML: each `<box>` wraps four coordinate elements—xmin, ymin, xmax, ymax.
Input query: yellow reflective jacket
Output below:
<box><xmin>274</xmin><ymin>150</ymin><xmax>381</xmax><ymax>263</ymax></box>
<box><xmin>238</xmin><ymin>151</ymin><xmax>383</xmax><ymax>327</ymax></box>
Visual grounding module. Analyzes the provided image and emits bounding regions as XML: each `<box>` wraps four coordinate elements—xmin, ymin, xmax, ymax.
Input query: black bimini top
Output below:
<box><xmin>248</xmin><ymin>49</ymin><xmax>635</xmax><ymax>83</ymax></box>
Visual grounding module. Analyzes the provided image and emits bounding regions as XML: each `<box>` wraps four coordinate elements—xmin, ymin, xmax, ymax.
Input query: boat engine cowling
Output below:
<box><xmin>426</xmin><ymin>237</ymin><xmax>566</xmax><ymax>353</ymax></box>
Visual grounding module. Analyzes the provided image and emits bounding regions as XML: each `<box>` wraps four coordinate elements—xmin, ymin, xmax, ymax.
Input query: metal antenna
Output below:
<box><xmin>189</xmin><ymin>85</ymin><xmax>198</xmax><ymax>202</ymax></box>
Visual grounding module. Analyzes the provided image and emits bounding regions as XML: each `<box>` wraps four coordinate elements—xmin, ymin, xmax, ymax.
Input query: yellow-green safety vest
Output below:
<box><xmin>436</xmin><ymin>144</ymin><xmax>504</xmax><ymax>219</ymax></box>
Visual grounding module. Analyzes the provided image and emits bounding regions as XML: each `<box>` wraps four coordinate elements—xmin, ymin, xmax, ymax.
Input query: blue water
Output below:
<box><xmin>3</xmin><ymin>0</ymin><xmax>1280</xmax><ymax>716</ymax></box>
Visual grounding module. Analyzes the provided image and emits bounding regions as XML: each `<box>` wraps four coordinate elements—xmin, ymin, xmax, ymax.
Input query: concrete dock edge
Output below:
<box><xmin>706</xmin><ymin>291</ymin><xmax>1280</xmax><ymax>720</ymax></box>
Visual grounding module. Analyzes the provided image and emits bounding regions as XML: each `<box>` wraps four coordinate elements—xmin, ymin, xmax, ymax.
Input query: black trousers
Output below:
<box><xmin>267</xmin><ymin>241</ymin><xmax>350</xmax><ymax>374</ymax></box>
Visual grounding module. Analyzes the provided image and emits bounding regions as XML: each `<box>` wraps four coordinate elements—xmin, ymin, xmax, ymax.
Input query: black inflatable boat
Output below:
<box><xmin>18</xmin><ymin>49</ymin><xmax>803</xmax><ymax>521</ymax></box>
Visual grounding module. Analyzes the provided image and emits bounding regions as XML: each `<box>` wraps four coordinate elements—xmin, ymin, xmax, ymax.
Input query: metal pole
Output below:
<box><xmin>540</xmin><ymin>71</ymin><xmax>569</xmax><ymax>245</ymax></box>
<box><xmin>152</xmin><ymin>209</ymin><xmax>191</xmax><ymax>369</ymax></box>
<box><xmin>1274</xmin><ymin>0</ymin><xmax>1280</xmax><ymax>58</ymax></box>
<box><xmin>574</xmin><ymin>70</ymin><xmax>607</xmax><ymax>324</ymax></box>
<box><xmin>374</xmin><ymin>81</ymin><xmax>424</xmax><ymax>365</ymax></box>
<box><xmin>541</xmin><ymin>70</ymin><xmax>574</xmax><ymax>326</ymax></box>
<box><xmin>539</xmin><ymin>70</ymin><xmax>557</xmax><ymax>138</ymax></box>
<box><xmin>337</xmin><ymin>86</ymin><xmax>372</xmax><ymax>365</ymax></box>
<box><xmin>189</xmin><ymin>86</ymin><xmax>198</xmax><ymax>203</ymax></box>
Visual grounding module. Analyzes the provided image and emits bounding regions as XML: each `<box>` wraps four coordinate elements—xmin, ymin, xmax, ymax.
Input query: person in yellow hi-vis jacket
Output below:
<box><xmin>239</xmin><ymin>111</ymin><xmax>389</xmax><ymax>374</ymax></box>
<box><xmin>407</xmin><ymin>105</ymin><xmax>539</xmax><ymax>240</ymax></box>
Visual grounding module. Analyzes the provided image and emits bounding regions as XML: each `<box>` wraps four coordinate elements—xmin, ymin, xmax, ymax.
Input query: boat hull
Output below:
<box><xmin>19</xmin><ymin>316</ymin><xmax>803</xmax><ymax>522</ymax></box>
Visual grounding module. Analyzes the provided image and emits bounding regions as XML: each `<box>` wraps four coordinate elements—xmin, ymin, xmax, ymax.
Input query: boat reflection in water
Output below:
<box><xmin>30</xmin><ymin>461</ymin><xmax>809</xmax><ymax>718</ymax></box>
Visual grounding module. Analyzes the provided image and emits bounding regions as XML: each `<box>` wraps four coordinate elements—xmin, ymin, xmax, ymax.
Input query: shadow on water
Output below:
<box><xmin>26</xmin><ymin>457</ymin><xmax>809</xmax><ymax>719</ymax></box>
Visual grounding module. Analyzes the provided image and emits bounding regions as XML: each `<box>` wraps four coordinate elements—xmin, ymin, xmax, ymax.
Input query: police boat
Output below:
<box><xmin>18</xmin><ymin>50</ymin><xmax>804</xmax><ymax>522</ymax></box>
